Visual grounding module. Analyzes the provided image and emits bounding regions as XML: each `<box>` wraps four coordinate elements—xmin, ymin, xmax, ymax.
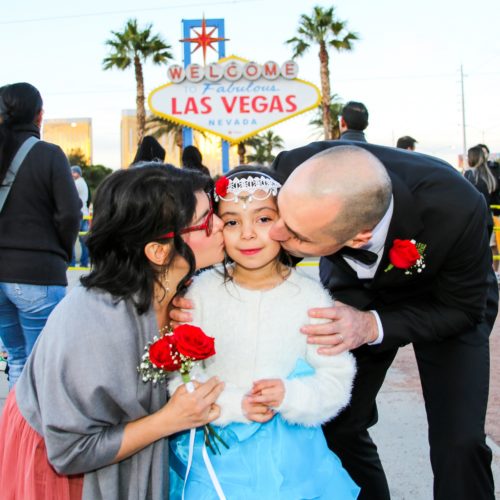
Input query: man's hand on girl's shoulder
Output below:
<box><xmin>169</xmin><ymin>296</ymin><xmax>195</xmax><ymax>325</ymax></box>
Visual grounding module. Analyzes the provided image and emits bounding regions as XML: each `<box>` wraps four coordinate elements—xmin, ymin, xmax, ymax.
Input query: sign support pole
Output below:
<box><xmin>181</xmin><ymin>18</ymin><xmax>229</xmax><ymax>173</ymax></box>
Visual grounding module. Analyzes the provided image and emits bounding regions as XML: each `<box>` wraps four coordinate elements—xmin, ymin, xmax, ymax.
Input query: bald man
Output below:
<box><xmin>271</xmin><ymin>143</ymin><xmax>497</xmax><ymax>500</ymax></box>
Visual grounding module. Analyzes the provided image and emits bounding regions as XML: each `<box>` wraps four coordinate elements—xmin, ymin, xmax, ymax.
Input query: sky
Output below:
<box><xmin>2</xmin><ymin>0</ymin><xmax>500</xmax><ymax>169</ymax></box>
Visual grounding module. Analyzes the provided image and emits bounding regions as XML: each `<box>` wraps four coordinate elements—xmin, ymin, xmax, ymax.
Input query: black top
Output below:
<box><xmin>0</xmin><ymin>124</ymin><xmax>81</xmax><ymax>285</ymax></box>
<box><xmin>339</xmin><ymin>130</ymin><xmax>367</xmax><ymax>142</ymax></box>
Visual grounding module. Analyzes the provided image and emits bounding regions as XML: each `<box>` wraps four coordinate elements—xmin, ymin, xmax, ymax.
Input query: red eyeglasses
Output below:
<box><xmin>160</xmin><ymin>197</ymin><xmax>214</xmax><ymax>239</ymax></box>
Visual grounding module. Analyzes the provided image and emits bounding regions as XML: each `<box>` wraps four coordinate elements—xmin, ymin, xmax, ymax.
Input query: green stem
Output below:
<box><xmin>207</xmin><ymin>424</ymin><xmax>229</xmax><ymax>449</ymax></box>
<box><xmin>203</xmin><ymin>425</ymin><xmax>217</xmax><ymax>454</ymax></box>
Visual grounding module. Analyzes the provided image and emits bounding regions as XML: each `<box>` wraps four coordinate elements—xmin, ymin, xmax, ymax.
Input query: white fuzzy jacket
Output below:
<box><xmin>168</xmin><ymin>267</ymin><xmax>356</xmax><ymax>427</ymax></box>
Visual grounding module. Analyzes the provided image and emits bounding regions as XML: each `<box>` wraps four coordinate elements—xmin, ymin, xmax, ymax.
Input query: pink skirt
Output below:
<box><xmin>0</xmin><ymin>389</ymin><xmax>83</xmax><ymax>499</ymax></box>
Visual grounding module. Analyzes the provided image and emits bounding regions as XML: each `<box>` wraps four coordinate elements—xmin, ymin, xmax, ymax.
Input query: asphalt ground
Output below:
<box><xmin>0</xmin><ymin>263</ymin><xmax>498</xmax><ymax>498</ymax></box>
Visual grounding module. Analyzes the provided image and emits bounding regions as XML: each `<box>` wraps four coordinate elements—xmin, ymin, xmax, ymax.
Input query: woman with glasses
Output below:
<box><xmin>0</xmin><ymin>164</ymin><xmax>225</xmax><ymax>500</ymax></box>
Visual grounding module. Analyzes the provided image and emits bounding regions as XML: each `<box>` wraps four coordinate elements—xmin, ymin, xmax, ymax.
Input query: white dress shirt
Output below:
<box><xmin>342</xmin><ymin>197</ymin><xmax>394</xmax><ymax>344</ymax></box>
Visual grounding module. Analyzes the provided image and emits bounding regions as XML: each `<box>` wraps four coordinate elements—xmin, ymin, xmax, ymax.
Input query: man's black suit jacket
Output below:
<box><xmin>272</xmin><ymin>140</ymin><xmax>499</xmax><ymax>350</ymax></box>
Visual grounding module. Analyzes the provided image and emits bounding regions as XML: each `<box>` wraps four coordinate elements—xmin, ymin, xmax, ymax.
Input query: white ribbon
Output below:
<box><xmin>181</xmin><ymin>428</ymin><xmax>196</xmax><ymax>500</ymax></box>
<box><xmin>181</xmin><ymin>382</ymin><xmax>226</xmax><ymax>500</ymax></box>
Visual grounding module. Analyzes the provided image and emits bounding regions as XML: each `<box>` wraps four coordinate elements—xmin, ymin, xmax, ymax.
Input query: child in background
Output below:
<box><xmin>169</xmin><ymin>166</ymin><xmax>359</xmax><ymax>499</ymax></box>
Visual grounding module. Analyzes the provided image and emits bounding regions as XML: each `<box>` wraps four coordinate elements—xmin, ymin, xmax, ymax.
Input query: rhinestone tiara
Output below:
<box><xmin>215</xmin><ymin>172</ymin><xmax>282</xmax><ymax>204</ymax></box>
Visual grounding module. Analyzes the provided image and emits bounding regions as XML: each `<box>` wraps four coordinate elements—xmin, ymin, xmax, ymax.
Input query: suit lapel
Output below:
<box><xmin>368</xmin><ymin>173</ymin><xmax>424</xmax><ymax>288</ymax></box>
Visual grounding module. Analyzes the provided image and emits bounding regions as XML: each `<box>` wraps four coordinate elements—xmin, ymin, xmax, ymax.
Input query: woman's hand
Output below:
<box><xmin>162</xmin><ymin>377</ymin><xmax>224</xmax><ymax>433</ymax></box>
<box><xmin>242</xmin><ymin>378</ymin><xmax>285</xmax><ymax>423</ymax></box>
<box><xmin>114</xmin><ymin>377</ymin><xmax>224</xmax><ymax>463</ymax></box>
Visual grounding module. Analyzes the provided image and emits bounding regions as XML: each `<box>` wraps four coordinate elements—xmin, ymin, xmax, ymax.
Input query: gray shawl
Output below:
<box><xmin>16</xmin><ymin>285</ymin><xmax>169</xmax><ymax>500</ymax></box>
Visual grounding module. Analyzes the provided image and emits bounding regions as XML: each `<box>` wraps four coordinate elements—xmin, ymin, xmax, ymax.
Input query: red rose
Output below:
<box><xmin>388</xmin><ymin>239</ymin><xmax>421</xmax><ymax>269</ymax></box>
<box><xmin>215</xmin><ymin>176</ymin><xmax>229</xmax><ymax>198</ymax></box>
<box><xmin>149</xmin><ymin>336</ymin><xmax>181</xmax><ymax>371</ymax></box>
<box><xmin>173</xmin><ymin>324</ymin><xmax>216</xmax><ymax>360</ymax></box>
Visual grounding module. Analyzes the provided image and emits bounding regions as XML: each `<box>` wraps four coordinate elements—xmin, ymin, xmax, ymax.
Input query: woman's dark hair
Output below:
<box><xmin>217</xmin><ymin>165</ymin><xmax>294</xmax><ymax>282</ymax></box>
<box><xmin>468</xmin><ymin>145</ymin><xmax>497</xmax><ymax>194</ymax></box>
<box><xmin>182</xmin><ymin>145</ymin><xmax>212</xmax><ymax>177</ymax></box>
<box><xmin>132</xmin><ymin>135</ymin><xmax>166</xmax><ymax>165</ymax></box>
<box><xmin>0</xmin><ymin>82</ymin><xmax>43</xmax><ymax>184</ymax></box>
<box><xmin>81</xmin><ymin>163</ymin><xmax>208</xmax><ymax>314</ymax></box>
<box><xmin>182</xmin><ymin>145</ymin><xmax>203</xmax><ymax>167</ymax></box>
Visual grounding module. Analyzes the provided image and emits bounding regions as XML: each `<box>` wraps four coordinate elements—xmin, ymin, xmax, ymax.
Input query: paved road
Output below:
<box><xmin>0</xmin><ymin>266</ymin><xmax>498</xmax><ymax>498</ymax></box>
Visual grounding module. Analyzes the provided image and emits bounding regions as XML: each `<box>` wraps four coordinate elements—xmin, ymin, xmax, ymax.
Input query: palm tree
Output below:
<box><xmin>246</xmin><ymin>145</ymin><xmax>269</xmax><ymax>165</ymax></box>
<box><xmin>67</xmin><ymin>148</ymin><xmax>89</xmax><ymax>167</ymax></box>
<box><xmin>258</xmin><ymin>131</ymin><xmax>284</xmax><ymax>163</ymax></box>
<box><xmin>287</xmin><ymin>6</ymin><xmax>358</xmax><ymax>140</ymax></box>
<box><xmin>235</xmin><ymin>136</ymin><xmax>262</xmax><ymax>164</ymax></box>
<box><xmin>246</xmin><ymin>130</ymin><xmax>284</xmax><ymax>165</ymax></box>
<box><xmin>236</xmin><ymin>142</ymin><xmax>247</xmax><ymax>164</ymax></box>
<box><xmin>309</xmin><ymin>94</ymin><xmax>344</xmax><ymax>139</ymax></box>
<box><xmin>103</xmin><ymin>19</ymin><xmax>173</xmax><ymax>144</ymax></box>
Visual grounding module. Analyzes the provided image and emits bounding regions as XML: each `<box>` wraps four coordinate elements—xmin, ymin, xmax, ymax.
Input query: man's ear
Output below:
<box><xmin>347</xmin><ymin>229</ymin><xmax>373</xmax><ymax>248</ymax></box>
<box><xmin>144</xmin><ymin>241</ymin><xmax>171</xmax><ymax>266</ymax></box>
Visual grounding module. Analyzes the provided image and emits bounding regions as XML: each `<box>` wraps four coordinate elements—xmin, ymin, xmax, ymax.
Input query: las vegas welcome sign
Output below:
<box><xmin>148</xmin><ymin>55</ymin><xmax>321</xmax><ymax>144</ymax></box>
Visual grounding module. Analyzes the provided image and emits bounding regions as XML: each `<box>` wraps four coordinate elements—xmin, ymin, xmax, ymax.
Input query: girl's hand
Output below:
<box><xmin>248</xmin><ymin>378</ymin><xmax>285</xmax><ymax>408</ymax></box>
<box><xmin>242</xmin><ymin>395</ymin><xmax>275</xmax><ymax>423</ymax></box>
<box><xmin>161</xmin><ymin>377</ymin><xmax>224</xmax><ymax>433</ymax></box>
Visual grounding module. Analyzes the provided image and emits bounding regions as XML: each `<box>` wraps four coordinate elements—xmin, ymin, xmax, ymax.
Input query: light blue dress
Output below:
<box><xmin>169</xmin><ymin>360</ymin><xmax>360</xmax><ymax>499</ymax></box>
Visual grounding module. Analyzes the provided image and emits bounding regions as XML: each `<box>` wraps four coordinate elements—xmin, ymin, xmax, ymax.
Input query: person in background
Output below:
<box><xmin>396</xmin><ymin>136</ymin><xmax>417</xmax><ymax>151</ymax></box>
<box><xmin>132</xmin><ymin>135</ymin><xmax>166</xmax><ymax>165</ymax></box>
<box><xmin>477</xmin><ymin>143</ymin><xmax>496</xmax><ymax>170</ymax></box>
<box><xmin>0</xmin><ymin>164</ymin><xmax>225</xmax><ymax>499</ymax></box>
<box><xmin>0</xmin><ymin>82</ymin><xmax>80</xmax><ymax>388</ymax></box>
<box><xmin>339</xmin><ymin>101</ymin><xmax>369</xmax><ymax>142</ymax></box>
<box><xmin>477</xmin><ymin>143</ymin><xmax>500</xmax><ymax>211</ymax></box>
<box><xmin>70</xmin><ymin>165</ymin><xmax>90</xmax><ymax>268</ymax></box>
<box><xmin>477</xmin><ymin>143</ymin><xmax>500</xmax><ymax>273</ymax></box>
<box><xmin>0</xmin><ymin>337</ymin><xmax>8</xmax><ymax>374</ymax></box>
<box><xmin>182</xmin><ymin>145</ymin><xmax>211</xmax><ymax>177</ymax></box>
<box><xmin>464</xmin><ymin>145</ymin><xmax>497</xmax><ymax>209</ymax></box>
<box><xmin>464</xmin><ymin>145</ymin><xmax>499</xmax><ymax>277</ymax></box>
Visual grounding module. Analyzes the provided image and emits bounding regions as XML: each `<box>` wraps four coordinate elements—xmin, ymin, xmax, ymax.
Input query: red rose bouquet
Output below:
<box><xmin>138</xmin><ymin>324</ymin><xmax>228</xmax><ymax>454</ymax></box>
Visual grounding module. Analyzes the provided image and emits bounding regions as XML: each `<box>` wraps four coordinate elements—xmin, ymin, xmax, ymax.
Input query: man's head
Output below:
<box><xmin>71</xmin><ymin>165</ymin><xmax>82</xmax><ymax>179</ymax></box>
<box><xmin>396</xmin><ymin>136</ymin><xmax>417</xmax><ymax>151</ymax></box>
<box><xmin>269</xmin><ymin>145</ymin><xmax>392</xmax><ymax>257</ymax></box>
<box><xmin>339</xmin><ymin>101</ymin><xmax>369</xmax><ymax>133</ymax></box>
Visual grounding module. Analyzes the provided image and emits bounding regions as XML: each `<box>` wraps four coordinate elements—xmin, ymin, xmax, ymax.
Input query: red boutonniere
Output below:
<box><xmin>215</xmin><ymin>176</ymin><xmax>229</xmax><ymax>198</ymax></box>
<box><xmin>384</xmin><ymin>239</ymin><xmax>426</xmax><ymax>275</ymax></box>
<box><xmin>138</xmin><ymin>324</ymin><xmax>227</xmax><ymax>454</ymax></box>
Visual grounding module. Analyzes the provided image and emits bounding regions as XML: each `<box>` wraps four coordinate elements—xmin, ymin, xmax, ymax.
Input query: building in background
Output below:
<box><xmin>120</xmin><ymin>110</ymin><xmax>139</xmax><ymax>168</ymax></box>
<box><xmin>43</xmin><ymin>118</ymin><xmax>92</xmax><ymax>164</ymax></box>
<box><xmin>120</xmin><ymin>109</ymin><xmax>238</xmax><ymax>172</ymax></box>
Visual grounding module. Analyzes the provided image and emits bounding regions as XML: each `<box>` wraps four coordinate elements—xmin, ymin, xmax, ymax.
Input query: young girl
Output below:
<box><xmin>169</xmin><ymin>166</ymin><xmax>359</xmax><ymax>499</ymax></box>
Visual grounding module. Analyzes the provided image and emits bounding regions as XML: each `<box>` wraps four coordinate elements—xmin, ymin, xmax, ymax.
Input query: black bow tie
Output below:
<box><xmin>339</xmin><ymin>246</ymin><xmax>378</xmax><ymax>265</ymax></box>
